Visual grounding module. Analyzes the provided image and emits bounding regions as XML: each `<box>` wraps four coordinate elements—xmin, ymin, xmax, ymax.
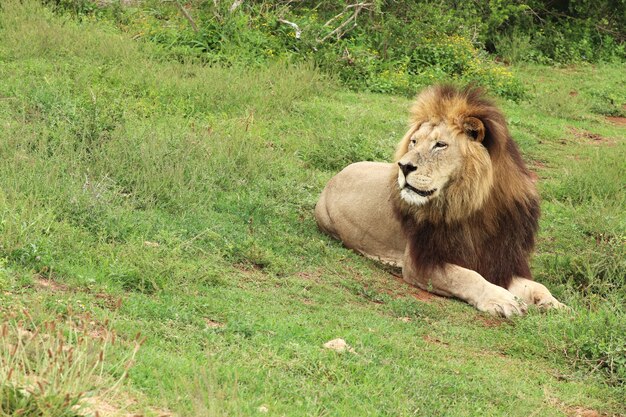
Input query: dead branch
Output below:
<box><xmin>278</xmin><ymin>19</ymin><xmax>302</xmax><ymax>39</ymax></box>
<box><xmin>317</xmin><ymin>2</ymin><xmax>373</xmax><ymax>44</ymax></box>
<box><xmin>322</xmin><ymin>10</ymin><xmax>347</xmax><ymax>28</ymax></box>
<box><xmin>229</xmin><ymin>0</ymin><xmax>244</xmax><ymax>13</ymax></box>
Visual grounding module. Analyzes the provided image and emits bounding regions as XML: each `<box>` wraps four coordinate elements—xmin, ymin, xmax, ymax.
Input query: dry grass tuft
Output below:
<box><xmin>0</xmin><ymin>311</ymin><xmax>142</xmax><ymax>416</ymax></box>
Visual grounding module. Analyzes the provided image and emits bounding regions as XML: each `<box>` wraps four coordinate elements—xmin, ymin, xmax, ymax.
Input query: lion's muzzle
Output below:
<box><xmin>397</xmin><ymin>166</ymin><xmax>437</xmax><ymax>206</ymax></box>
<box><xmin>404</xmin><ymin>184</ymin><xmax>436</xmax><ymax>197</ymax></box>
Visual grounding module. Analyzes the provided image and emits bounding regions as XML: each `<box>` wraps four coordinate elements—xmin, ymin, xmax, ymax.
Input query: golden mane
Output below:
<box><xmin>392</xmin><ymin>85</ymin><xmax>540</xmax><ymax>289</ymax></box>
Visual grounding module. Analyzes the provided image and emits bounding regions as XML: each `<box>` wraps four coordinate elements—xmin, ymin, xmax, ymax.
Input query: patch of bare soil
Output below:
<box><xmin>422</xmin><ymin>335</ymin><xmax>449</xmax><ymax>346</ymax></box>
<box><xmin>390</xmin><ymin>274</ymin><xmax>440</xmax><ymax>303</ymax></box>
<box><xmin>81</xmin><ymin>394</ymin><xmax>174</xmax><ymax>417</ymax></box>
<box><xmin>605</xmin><ymin>116</ymin><xmax>626</xmax><ymax>126</ymax></box>
<box><xmin>203</xmin><ymin>318</ymin><xmax>225</xmax><ymax>329</ymax></box>
<box><xmin>568</xmin><ymin>127</ymin><xmax>616</xmax><ymax>146</ymax></box>
<box><xmin>233</xmin><ymin>262</ymin><xmax>265</xmax><ymax>274</ymax></box>
<box><xmin>546</xmin><ymin>396</ymin><xmax>610</xmax><ymax>417</ymax></box>
<box><xmin>35</xmin><ymin>276</ymin><xmax>69</xmax><ymax>292</ymax></box>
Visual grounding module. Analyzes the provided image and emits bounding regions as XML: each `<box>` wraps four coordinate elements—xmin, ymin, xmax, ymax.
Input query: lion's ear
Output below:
<box><xmin>463</xmin><ymin>117</ymin><xmax>485</xmax><ymax>142</ymax></box>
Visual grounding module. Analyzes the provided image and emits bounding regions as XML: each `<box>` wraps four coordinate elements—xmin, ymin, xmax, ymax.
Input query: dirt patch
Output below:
<box><xmin>422</xmin><ymin>334</ymin><xmax>449</xmax><ymax>346</ymax></box>
<box><xmin>233</xmin><ymin>262</ymin><xmax>265</xmax><ymax>273</ymax></box>
<box><xmin>568</xmin><ymin>409</ymin><xmax>602</xmax><ymax>417</ymax></box>
<box><xmin>546</xmin><ymin>396</ymin><xmax>608</xmax><ymax>417</ymax></box>
<box><xmin>203</xmin><ymin>318</ymin><xmax>225</xmax><ymax>329</ymax></box>
<box><xmin>80</xmin><ymin>393</ymin><xmax>174</xmax><ymax>417</ymax></box>
<box><xmin>605</xmin><ymin>116</ymin><xmax>626</xmax><ymax>126</ymax></box>
<box><xmin>35</xmin><ymin>276</ymin><xmax>69</xmax><ymax>292</ymax></box>
<box><xmin>410</xmin><ymin>289</ymin><xmax>438</xmax><ymax>302</ymax></box>
<box><xmin>390</xmin><ymin>275</ymin><xmax>439</xmax><ymax>303</ymax></box>
<box><xmin>568</xmin><ymin>127</ymin><xmax>616</xmax><ymax>146</ymax></box>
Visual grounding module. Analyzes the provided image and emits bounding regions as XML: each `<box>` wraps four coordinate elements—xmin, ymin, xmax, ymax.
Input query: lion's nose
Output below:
<box><xmin>398</xmin><ymin>161</ymin><xmax>417</xmax><ymax>177</ymax></box>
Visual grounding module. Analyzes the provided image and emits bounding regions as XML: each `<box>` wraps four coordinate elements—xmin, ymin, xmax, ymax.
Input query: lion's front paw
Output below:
<box><xmin>476</xmin><ymin>286</ymin><xmax>528</xmax><ymax>318</ymax></box>
<box><xmin>534</xmin><ymin>293</ymin><xmax>568</xmax><ymax>311</ymax></box>
<box><xmin>527</xmin><ymin>282</ymin><xmax>569</xmax><ymax>311</ymax></box>
<box><xmin>508</xmin><ymin>278</ymin><xmax>569</xmax><ymax>312</ymax></box>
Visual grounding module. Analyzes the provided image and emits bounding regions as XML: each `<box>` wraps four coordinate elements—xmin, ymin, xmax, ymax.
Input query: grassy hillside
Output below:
<box><xmin>0</xmin><ymin>1</ymin><xmax>624</xmax><ymax>416</ymax></box>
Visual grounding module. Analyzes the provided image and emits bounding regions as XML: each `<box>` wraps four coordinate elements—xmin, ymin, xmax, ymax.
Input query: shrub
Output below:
<box><xmin>42</xmin><ymin>0</ymin><xmax>534</xmax><ymax>100</ymax></box>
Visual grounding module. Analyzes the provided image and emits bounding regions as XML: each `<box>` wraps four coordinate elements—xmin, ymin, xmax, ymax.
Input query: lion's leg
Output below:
<box><xmin>402</xmin><ymin>248</ymin><xmax>527</xmax><ymax>318</ymax></box>
<box><xmin>508</xmin><ymin>277</ymin><xmax>567</xmax><ymax>310</ymax></box>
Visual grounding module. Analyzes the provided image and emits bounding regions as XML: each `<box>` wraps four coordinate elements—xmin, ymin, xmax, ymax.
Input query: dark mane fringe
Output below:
<box><xmin>396</xmin><ymin>85</ymin><xmax>540</xmax><ymax>289</ymax></box>
<box><xmin>399</xmin><ymin>198</ymin><xmax>539</xmax><ymax>288</ymax></box>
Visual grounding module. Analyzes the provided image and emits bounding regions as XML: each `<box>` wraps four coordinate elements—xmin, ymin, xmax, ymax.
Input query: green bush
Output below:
<box><xmin>41</xmin><ymin>0</ymin><xmax>624</xmax><ymax>98</ymax></box>
<box><xmin>42</xmin><ymin>0</ymin><xmax>531</xmax><ymax>100</ymax></box>
<box><xmin>43</xmin><ymin>1</ymin><xmax>626</xmax><ymax>68</ymax></box>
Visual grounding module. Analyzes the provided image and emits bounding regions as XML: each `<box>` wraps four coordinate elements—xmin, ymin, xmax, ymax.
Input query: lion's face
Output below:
<box><xmin>395</xmin><ymin>116</ymin><xmax>492</xmax><ymax>213</ymax></box>
<box><xmin>396</xmin><ymin>122</ymin><xmax>462</xmax><ymax>206</ymax></box>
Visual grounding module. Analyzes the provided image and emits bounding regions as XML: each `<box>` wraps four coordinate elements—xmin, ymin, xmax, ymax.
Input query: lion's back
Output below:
<box><xmin>315</xmin><ymin>162</ymin><xmax>406</xmax><ymax>266</ymax></box>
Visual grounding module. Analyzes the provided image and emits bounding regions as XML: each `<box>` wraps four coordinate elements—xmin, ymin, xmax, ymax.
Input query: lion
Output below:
<box><xmin>315</xmin><ymin>85</ymin><xmax>566</xmax><ymax>317</ymax></box>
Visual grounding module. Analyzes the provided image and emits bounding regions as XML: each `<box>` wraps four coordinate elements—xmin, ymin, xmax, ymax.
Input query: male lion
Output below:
<box><xmin>315</xmin><ymin>85</ymin><xmax>566</xmax><ymax>317</ymax></box>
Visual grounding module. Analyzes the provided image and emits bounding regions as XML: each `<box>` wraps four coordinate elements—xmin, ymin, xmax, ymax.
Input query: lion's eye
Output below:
<box><xmin>409</xmin><ymin>138</ymin><xmax>417</xmax><ymax>148</ymax></box>
<box><xmin>434</xmin><ymin>141</ymin><xmax>447</xmax><ymax>149</ymax></box>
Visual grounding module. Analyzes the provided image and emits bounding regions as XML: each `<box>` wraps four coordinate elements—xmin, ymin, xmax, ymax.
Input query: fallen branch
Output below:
<box><xmin>278</xmin><ymin>18</ymin><xmax>302</xmax><ymax>39</ymax></box>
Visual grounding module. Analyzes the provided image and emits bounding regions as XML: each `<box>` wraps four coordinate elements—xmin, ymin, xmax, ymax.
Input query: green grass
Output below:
<box><xmin>0</xmin><ymin>1</ymin><xmax>624</xmax><ymax>416</ymax></box>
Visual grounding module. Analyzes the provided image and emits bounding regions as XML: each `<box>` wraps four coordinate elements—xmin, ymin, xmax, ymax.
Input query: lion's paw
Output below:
<box><xmin>534</xmin><ymin>293</ymin><xmax>568</xmax><ymax>311</ymax></box>
<box><xmin>476</xmin><ymin>286</ymin><xmax>528</xmax><ymax>318</ymax></box>
<box><xmin>527</xmin><ymin>282</ymin><xmax>569</xmax><ymax>311</ymax></box>
<box><xmin>508</xmin><ymin>278</ymin><xmax>569</xmax><ymax>312</ymax></box>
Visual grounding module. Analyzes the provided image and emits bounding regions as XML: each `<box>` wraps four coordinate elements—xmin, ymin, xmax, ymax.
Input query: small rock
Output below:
<box><xmin>323</xmin><ymin>338</ymin><xmax>355</xmax><ymax>353</ymax></box>
<box><xmin>258</xmin><ymin>405</ymin><xmax>269</xmax><ymax>413</ymax></box>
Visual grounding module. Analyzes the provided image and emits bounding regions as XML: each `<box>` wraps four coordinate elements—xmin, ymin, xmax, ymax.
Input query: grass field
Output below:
<box><xmin>0</xmin><ymin>1</ymin><xmax>624</xmax><ymax>416</ymax></box>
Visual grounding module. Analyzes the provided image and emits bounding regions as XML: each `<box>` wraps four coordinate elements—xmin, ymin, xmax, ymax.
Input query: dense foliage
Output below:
<box><xmin>44</xmin><ymin>0</ymin><xmax>625</xmax><ymax>100</ymax></box>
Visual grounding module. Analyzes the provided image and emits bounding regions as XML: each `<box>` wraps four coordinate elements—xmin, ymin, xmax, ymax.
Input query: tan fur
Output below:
<box><xmin>315</xmin><ymin>85</ymin><xmax>566</xmax><ymax>317</ymax></box>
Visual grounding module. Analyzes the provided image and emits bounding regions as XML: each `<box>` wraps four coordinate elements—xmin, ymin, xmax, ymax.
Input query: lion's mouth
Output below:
<box><xmin>404</xmin><ymin>184</ymin><xmax>436</xmax><ymax>197</ymax></box>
